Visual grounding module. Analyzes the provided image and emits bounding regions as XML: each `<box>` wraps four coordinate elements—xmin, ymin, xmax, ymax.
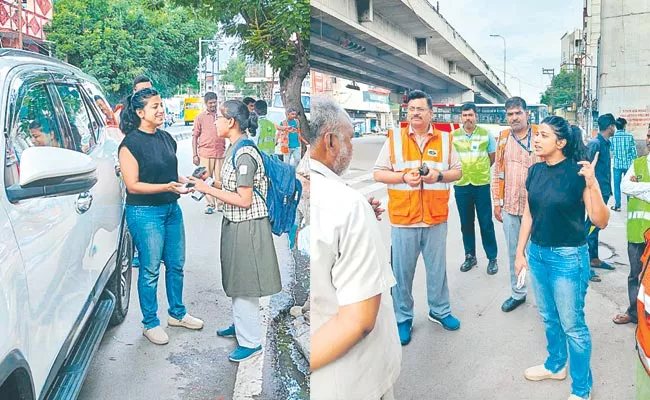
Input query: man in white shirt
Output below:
<box><xmin>614</xmin><ymin>127</ymin><xmax>650</xmax><ymax>325</ymax></box>
<box><xmin>310</xmin><ymin>96</ymin><xmax>401</xmax><ymax>400</ymax></box>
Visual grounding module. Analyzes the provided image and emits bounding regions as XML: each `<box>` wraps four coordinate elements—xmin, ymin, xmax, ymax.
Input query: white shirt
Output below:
<box><xmin>621</xmin><ymin>157</ymin><xmax>650</xmax><ymax>203</ymax></box>
<box><xmin>310</xmin><ymin>159</ymin><xmax>401</xmax><ymax>400</ymax></box>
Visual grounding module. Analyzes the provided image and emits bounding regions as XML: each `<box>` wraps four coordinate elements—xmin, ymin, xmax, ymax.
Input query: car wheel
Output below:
<box><xmin>107</xmin><ymin>221</ymin><xmax>133</xmax><ymax>326</ymax></box>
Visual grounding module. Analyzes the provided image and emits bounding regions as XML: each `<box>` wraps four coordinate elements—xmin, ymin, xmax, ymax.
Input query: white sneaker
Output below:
<box><xmin>524</xmin><ymin>364</ymin><xmax>567</xmax><ymax>381</ymax></box>
<box><xmin>143</xmin><ymin>326</ymin><xmax>169</xmax><ymax>345</ymax></box>
<box><xmin>168</xmin><ymin>313</ymin><xmax>204</xmax><ymax>330</ymax></box>
<box><xmin>568</xmin><ymin>394</ymin><xmax>591</xmax><ymax>400</ymax></box>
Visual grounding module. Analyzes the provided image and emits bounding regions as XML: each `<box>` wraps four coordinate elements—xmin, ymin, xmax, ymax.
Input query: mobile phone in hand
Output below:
<box><xmin>184</xmin><ymin>182</ymin><xmax>196</xmax><ymax>188</ymax></box>
<box><xmin>192</xmin><ymin>166</ymin><xmax>207</xmax><ymax>179</ymax></box>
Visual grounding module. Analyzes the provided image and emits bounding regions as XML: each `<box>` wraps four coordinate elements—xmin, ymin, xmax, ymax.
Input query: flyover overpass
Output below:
<box><xmin>310</xmin><ymin>0</ymin><xmax>511</xmax><ymax>104</ymax></box>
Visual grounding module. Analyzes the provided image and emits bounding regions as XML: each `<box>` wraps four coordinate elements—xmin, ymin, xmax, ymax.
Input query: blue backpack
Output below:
<box><xmin>231</xmin><ymin>139</ymin><xmax>302</xmax><ymax>236</ymax></box>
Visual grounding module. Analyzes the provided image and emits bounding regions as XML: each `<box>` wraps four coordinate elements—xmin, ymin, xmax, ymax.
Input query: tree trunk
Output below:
<box><xmin>279</xmin><ymin>50</ymin><xmax>310</xmax><ymax>141</ymax></box>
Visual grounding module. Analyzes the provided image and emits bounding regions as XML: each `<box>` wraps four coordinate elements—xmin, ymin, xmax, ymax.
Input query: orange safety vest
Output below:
<box><xmin>495</xmin><ymin>125</ymin><xmax>539</xmax><ymax>206</ymax></box>
<box><xmin>637</xmin><ymin>228</ymin><xmax>650</xmax><ymax>375</ymax></box>
<box><xmin>387</xmin><ymin>122</ymin><xmax>453</xmax><ymax>225</ymax></box>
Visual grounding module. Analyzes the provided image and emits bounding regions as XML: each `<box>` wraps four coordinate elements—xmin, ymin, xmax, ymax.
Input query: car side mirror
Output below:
<box><xmin>6</xmin><ymin>147</ymin><xmax>98</xmax><ymax>203</ymax></box>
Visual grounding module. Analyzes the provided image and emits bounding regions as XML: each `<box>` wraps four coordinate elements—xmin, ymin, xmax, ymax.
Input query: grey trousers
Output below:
<box><xmin>502</xmin><ymin>212</ymin><xmax>527</xmax><ymax>300</ymax></box>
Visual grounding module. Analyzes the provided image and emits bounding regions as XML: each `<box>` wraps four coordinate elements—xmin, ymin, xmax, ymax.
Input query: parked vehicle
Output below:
<box><xmin>0</xmin><ymin>49</ymin><xmax>132</xmax><ymax>400</ymax></box>
<box><xmin>183</xmin><ymin>97</ymin><xmax>203</xmax><ymax>126</ymax></box>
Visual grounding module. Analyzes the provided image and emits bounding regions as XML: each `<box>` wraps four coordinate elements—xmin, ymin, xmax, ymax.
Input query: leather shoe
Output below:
<box><xmin>487</xmin><ymin>259</ymin><xmax>498</xmax><ymax>275</ymax></box>
<box><xmin>460</xmin><ymin>254</ymin><xmax>477</xmax><ymax>272</ymax></box>
<box><xmin>501</xmin><ymin>296</ymin><xmax>526</xmax><ymax>312</ymax></box>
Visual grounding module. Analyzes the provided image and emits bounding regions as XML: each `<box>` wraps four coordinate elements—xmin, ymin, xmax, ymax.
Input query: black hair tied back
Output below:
<box><xmin>119</xmin><ymin>88</ymin><xmax>159</xmax><ymax>134</ymax></box>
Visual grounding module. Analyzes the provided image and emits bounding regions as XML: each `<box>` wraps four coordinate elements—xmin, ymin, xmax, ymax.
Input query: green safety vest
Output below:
<box><xmin>256</xmin><ymin>117</ymin><xmax>277</xmax><ymax>156</ymax></box>
<box><xmin>452</xmin><ymin>125</ymin><xmax>491</xmax><ymax>186</ymax></box>
<box><xmin>627</xmin><ymin>156</ymin><xmax>650</xmax><ymax>243</ymax></box>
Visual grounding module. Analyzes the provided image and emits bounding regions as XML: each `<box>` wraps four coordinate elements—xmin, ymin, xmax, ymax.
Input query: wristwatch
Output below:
<box><xmin>436</xmin><ymin>171</ymin><xmax>444</xmax><ymax>182</ymax></box>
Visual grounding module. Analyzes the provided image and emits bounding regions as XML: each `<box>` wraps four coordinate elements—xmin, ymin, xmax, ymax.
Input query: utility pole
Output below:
<box><xmin>542</xmin><ymin>68</ymin><xmax>555</xmax><ymax>111</ymax></box>
<box><xmin>15</xmin><ymin>0</ymin><xmax>23</xmax><ymax>50</ymax></box>
<box><xmin>490</xmin><ymin>34</ymin><xmax>507</xmax><ymax>86</ymax></box>
<box><xmin>198</xmin><ymin>38</ymin><xmax>222</xmax><ymax>97</ymax></box>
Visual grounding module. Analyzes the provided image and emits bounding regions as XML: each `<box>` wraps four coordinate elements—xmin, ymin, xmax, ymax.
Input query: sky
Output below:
<box><xmin>433</xmin><ymin>0</ymin><xmax>584</xmax><ymax>103</ymax></box>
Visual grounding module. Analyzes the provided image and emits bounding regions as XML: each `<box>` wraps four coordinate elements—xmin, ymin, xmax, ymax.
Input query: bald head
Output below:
<box><xmin>309</xmin><ymin>96</ymin><xmax>354</xmax><ymax>175</ymax></box>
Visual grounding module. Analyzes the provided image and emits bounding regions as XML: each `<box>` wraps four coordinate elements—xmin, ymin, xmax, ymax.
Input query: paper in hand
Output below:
<box><xmin>517</xmin><ymin>268</ymin><xmax>527</xmax><ymax>289</ymax></box>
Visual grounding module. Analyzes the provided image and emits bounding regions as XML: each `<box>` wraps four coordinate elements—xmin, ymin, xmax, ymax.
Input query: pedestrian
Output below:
<box><xmin>254</xmin><ymin>100</ymin><xmax>277</xmax><ymax>156</ymax></box>
<box><xmin>515</xmin><ymin>117</ymin><xmax>609</xmax><ymax>400</ymax></box>
<box><xmin>188</xmin><ymin>100</ymin><xmax>281</xmax><ymax>362</ymax></box>
<box><xmin>374</xmin><ymin>89</ymin><xmax>462</xmax><ymax>346</ymax></box>
<box><xmin>492</xmin><ymin>96</ymin><xmax>540</xmax><ymax>312</ymax></box>
<box><xmin>310</xmin><ymin>95</ymin><xmax>401</xmax><ymax>400</ymax></box>
<box><xmin>612</xmin><ymin>128</ymin><xmax>650</xmax><ymax>325</ymax></box>
<box><xmin>610</xmin><ymin>117</ymin><xmax>637</xmax><ymax>212</ymax></box>
<box><xmin>192</xmin><ymin>91</ymin><xmax>226</xmax><ymax>214</ymax></box>
<box><xmin>114</xmin><ymin>75</ymin><xmax>153</xmax><ymax>125</ymax></box>
<box><xmin>242</xmin><ymin>96</ymin><xmax>258</xmax><ymax>139</ymax></box>
<box><xmin>118</xmin><ymin>88</ymin><xmax>204</xmax><ymax>345</ymax></box>
<box><xmin>585</xmin><ymin>113</ymin><xmax>616</xmax><ymax>278</ymax></box>
<box><xmin>452</xmin><ymin>102</ymin><xmax>499</xmax><ymax>275</ymax></box>
<box><xmin>280</xmin><ymin>107</ymin><xmax>308</xmax><ymax>167</ymax></box>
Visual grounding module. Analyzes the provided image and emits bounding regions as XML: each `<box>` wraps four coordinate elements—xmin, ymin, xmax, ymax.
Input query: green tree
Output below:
<box><xmin>220</xmin><ymin>55</ymin><xmax>257</xmax><ymax>96</ymax></box>
<box><xmin>540</xmin><ymin>68</ymin><xmax>581</xmax><ymax>111</ymax></box>
<box><xmin>45</xmin><ymin>0</ymin><xmax>218</xmax><ymax>104</ymax></box>
<box><xmin>173</xmin><ymin>0</ymin><xmax>310</xmax><ymax>136</ymax></box>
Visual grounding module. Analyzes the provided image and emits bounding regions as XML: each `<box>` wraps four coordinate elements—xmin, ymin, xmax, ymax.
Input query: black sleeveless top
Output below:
<box><xmin>119</xmin><ymin>129</ymin><xmax>180</xmax><ymax>205</ymax></box>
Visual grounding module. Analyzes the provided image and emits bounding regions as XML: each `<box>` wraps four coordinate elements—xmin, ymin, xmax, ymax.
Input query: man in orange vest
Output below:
<box><xmin>374</xmin><ymin>90</ymin><xmax>462</xmax><ymax>345</ymax></box>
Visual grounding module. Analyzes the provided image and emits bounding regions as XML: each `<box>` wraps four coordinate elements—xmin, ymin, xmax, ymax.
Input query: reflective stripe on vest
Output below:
<box><xmin>628</xmin><ymin>157</ymin><xmax>650</xmax><ymax>244</ymax></box>
<box><xmin>386</xmin><ymin>123</ymin><xmax>452</xmax><ymax>225</ymax></box>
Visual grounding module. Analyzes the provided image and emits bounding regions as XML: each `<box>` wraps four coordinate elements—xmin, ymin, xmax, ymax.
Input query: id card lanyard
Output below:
<box><xmin>511</xmin><ymin>127</ymin><xmax>532</xmax><ymax>154</ymax></box>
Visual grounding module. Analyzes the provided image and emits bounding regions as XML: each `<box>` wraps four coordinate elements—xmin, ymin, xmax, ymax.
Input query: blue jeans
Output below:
<box><xmin>285</xmin><ymin>147</ymin><xmax>301</xmax><ymax>167</ymax></box>
<box><xmin>126</xmin><ymin>202</ymin><xmax>187</xmax><ymax>329</ymax></box>
<box><xmin>528</xmin><ymin>242</ymin><xmax>592</xmax><ymax>398</ymax></box>
<box><xmin>453</xmin><ymin>184</ymin><xmax>498</xmax><ymax>260</ymax></box>
<box><xmin>391</xmin><ymin>223</ymin><xmax>451</xmax><ymax>324</ymax></box>
<box><xmin>613</xmin><ymin>168</ymin><xmax>628</xmax><ymax>208</ymax></box>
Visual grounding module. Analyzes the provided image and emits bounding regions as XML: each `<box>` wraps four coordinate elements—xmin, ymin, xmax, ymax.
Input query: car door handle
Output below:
<box><xmin>75</xmin><ymin>191</ymin><xmax>93</xmax><ymax>214</ymax></box>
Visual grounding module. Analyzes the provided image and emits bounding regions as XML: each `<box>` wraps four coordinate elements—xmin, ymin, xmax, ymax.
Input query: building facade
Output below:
<box><xmin>311</xmin><ymin>71</ymin><xmax>393</xmax><ymax>135</ymax></box>
<box><xmin>597</xmin><ymin>0</ymin><xmax>650</xmax><ymax>140</ymax></box>
<box><xmin>0</xmin><ymin>0</ymin><xmax>52</xmax><ymax>53</ymax></box>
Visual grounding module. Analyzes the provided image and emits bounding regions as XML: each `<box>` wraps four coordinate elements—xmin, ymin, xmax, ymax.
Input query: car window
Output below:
<box><xmin>5</xmin><ymin>84</ymin><xmax>65</xmax><ymax>186</ymax></box>
<box><xmin>81</xmin><ymin>80</ymin><xmax>116</xmax><ymax>129</ymax></box>
<box><xmin>55</xmin><ymin>84</ymin><xmax>99</xmax><ymax>153</ymax></box>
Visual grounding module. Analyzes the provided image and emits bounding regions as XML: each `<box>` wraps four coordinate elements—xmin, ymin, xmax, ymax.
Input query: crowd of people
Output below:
<box><xmin>110</xmin><ymin>76</ymin><xmax>308</xmax><ymax>363</ymax></box>
<box><xmin>310</xmin><ymin>90</ymin><xmax>650</xmax><ymax>400</ymax></box>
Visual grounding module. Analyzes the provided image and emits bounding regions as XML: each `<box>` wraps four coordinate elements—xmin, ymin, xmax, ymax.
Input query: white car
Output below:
<box><xmin>0</xmin><ymin>50</ymin><xmax>132</xmax><ymax>400</ymax></box>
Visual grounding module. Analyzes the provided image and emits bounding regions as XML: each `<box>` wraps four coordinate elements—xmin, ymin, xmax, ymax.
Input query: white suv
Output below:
<box><xmin>0</xmin><ymin>50</ymin><xmax>132</xmax><ymax>400</ymax></box>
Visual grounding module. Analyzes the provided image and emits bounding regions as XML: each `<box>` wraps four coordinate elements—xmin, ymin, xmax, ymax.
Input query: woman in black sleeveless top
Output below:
<box><xmin>118</xmin><ymin>88</ymin><xmax>204</xmax><ymax>345</ymax></box>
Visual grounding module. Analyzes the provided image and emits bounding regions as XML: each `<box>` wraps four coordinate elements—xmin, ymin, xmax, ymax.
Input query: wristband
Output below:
<box><xmin>402</xmin><ymin>173</ymin><xmax>407</xmax><ymax>183</ymax></box>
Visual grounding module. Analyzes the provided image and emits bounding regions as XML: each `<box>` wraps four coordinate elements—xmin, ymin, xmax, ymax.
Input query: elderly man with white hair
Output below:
<box><xmin>310</xmin><ymin>95</ymin><xmax>401</xmax><ymax>400</ymax></box>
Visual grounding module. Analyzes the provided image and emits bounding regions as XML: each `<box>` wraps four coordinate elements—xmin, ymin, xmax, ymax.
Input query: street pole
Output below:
<box><xmin>16</xmin><ymin>0</ymin><xmax>23</xmax><ymax>50</ymax></box>
<box><xmin>198</xmin><ymin>38</ymin><xmax>203</xmax><ymax>96</ymax></box>
<box><xmin>490</xmin><ymin>34</ymin><xmax>506</xmax><ymax>86</ymax></box>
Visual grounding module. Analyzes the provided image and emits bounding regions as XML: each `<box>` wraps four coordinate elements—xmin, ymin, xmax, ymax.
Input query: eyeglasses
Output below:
<box><xmin>407</xmin><ymin>107</ymin><xmax>430</xmax><ymax>113</ymax></box>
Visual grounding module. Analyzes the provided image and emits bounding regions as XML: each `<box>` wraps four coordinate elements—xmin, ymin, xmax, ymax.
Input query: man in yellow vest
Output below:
<box><xmin>452</xmin><ymin>103</ymin><xmax>499</xmax><ymax>275</ymax></box>
<box><xmin>613</xmin><ymin>128</ymin><xmax>650</xmax><ymax>325</ymax></box>
<box><xmin>374</xmin><ymin>90</ymin><xmax>462</xmax><ymax>345</ymax></box>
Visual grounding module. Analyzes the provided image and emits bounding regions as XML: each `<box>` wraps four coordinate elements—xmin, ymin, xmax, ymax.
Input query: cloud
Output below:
<box><xmin>434</xmin><ymin>0</ymin><xmax>583</xmax><ymax>102</ymax></box>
